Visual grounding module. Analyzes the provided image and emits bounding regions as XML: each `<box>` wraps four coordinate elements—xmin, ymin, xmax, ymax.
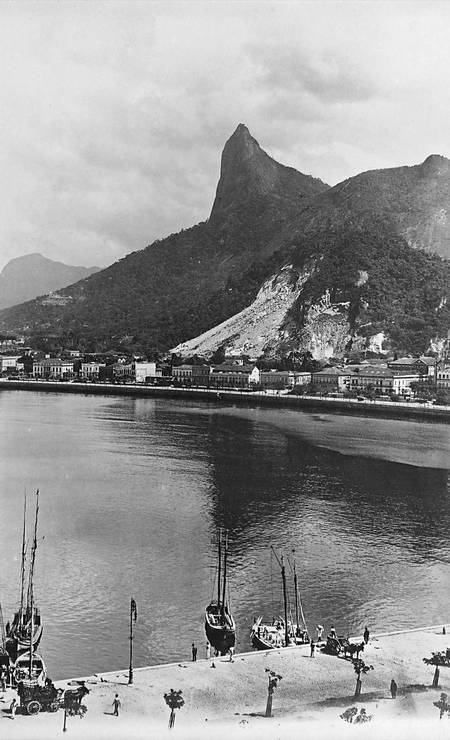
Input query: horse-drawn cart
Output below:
<box><xmin>17</xmin><ymin>678</ymin><xmax>89</xmax><ymax>717</ymax></box>
<box><xmin>17</xmin><ymin>679</ymin><xmax>62</xmax><ymax>715</ymax></box>
<box><xmin>323</xmin><ymin>634</ymin><xmax>351</xmax><ymax>655</ymax></box>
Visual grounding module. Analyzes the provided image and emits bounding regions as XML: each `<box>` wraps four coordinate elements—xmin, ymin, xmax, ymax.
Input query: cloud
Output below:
<box><xmin>249</xmin><ymin>43</ymin><xmax>379</xmax><ymax>105</ymax></box>
<box><xmin>0</xmin><ymin>1</ymin><xmax>449</xmax><ymax>271</ymax></box>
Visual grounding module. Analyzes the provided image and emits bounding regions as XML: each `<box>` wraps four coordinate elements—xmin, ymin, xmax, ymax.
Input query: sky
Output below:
<box><xmin>0</xmin><ymin>0</ymin><xmax>449</xmax><ymax>271</ymax></box>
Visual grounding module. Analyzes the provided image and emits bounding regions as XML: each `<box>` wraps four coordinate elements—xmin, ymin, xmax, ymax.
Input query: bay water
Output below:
<box><xmin>0</xmin><ymin>390</ymin><xmax>448</xmax><ymax>679</ymax></box>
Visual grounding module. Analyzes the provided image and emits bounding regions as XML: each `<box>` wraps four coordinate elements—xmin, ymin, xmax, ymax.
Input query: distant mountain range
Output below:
<box><xmin>0</xmin><ymin>126</ymin><xmax>449</xmax><ymax>359</ymax></box>
<box><xmin>0</xmin><ymin>253</ymin><xmax>100</xmax><ymax>310</ymax></box>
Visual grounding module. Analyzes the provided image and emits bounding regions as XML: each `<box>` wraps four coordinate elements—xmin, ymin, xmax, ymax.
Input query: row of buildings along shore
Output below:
<box><xmin>0</xmin><ymin>343</ymin><xmax>449</xmax><ymax>396</ymax></box>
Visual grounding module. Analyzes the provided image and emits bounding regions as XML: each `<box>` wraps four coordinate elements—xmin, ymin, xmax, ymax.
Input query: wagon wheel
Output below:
<box><xmin>27</xmin><ymin>700</ymin><xmax>41</xmax><ymax>715</ymax></box>
<box><xmin>49</xmin><ymin>700</ymin><xmax>60</xmax><ymax>712</ymax></box>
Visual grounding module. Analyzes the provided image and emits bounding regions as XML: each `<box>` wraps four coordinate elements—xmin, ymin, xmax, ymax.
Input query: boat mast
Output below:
<box><xmin>0</xmin><ymin>603</ymin><xmax>5</xmax><ymax>648</ymax></box>
<box><xmin>217</xmin><ymin>532</ymin><xmax>222</xmax><ymax>607</ymax></box>
<box><xmin>293</xmin><ymin>561</ymin><xmax>300</xmax><ymax>635</ymax></box>
<box><xmin>28</xmin><ymin>490</ymin><xmax>39</xmax><ymax>680</ymax></box>
<box><xmin>280</xmin><ymin>556</ymin><xmax>289</xmax><ymax>647</ymax></box>
<box><xmin>221</xmin><ymin>532</ymin><xmax>228</xmax><ymax>617</ymax></box>
<box><xmin>271</xmin><ymin>547</ymin><xmax>289</xmax><ymax>647</ymax></box>
<box><xmin>19</xmin><ymin>492</ymin><xmax>27</xmax><ymax>624</ymax></box>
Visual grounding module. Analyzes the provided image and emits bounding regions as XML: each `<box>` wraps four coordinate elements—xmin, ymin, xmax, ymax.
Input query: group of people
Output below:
<box><xmin>192</xmin><ymin>641</ymin><xmax>234</xmax><ymax>664</ymax></box>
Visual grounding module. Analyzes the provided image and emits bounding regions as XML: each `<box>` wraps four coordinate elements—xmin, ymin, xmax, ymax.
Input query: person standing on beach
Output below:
<box><xmin>310</xmin><ymin>640</ymin><xmax>315</xmax><ymax>658</ymax></box>
<box><xmin>9</xmin><ymin>698</ymin><xmax>17</xmax><ymax>719</ymax></box>
<box><xmin>390</xmin><ymin>679</ymin><xmax>398</xmax><ymax>699</ymax></box>
<box><xmin>316</xmin><ymin>625</ymin><xmax>324</xmax><ymax>642</ymax></box>
<box><xmin>206</xmin><ymin>642</ymin><xmax>211</xmax><ymax>660</ymax></box>
<box><xmin>228</xmin><ymin>646</ymin><xmax>235</xmax><ymax>662</ymax></box>
<box><xmin>192</xmin><ymin>643</ymin><xmax>197</xmax><ymax>661</ymax></box>
<box><xmin>112</xmin><ymin>694</ymin><xmax>121</xmax><ymax>716</ymax></box>
<box><xmin>364</xmin><ymin>626</ymin><xmax>370</xmax><ymax>645</ymax></box>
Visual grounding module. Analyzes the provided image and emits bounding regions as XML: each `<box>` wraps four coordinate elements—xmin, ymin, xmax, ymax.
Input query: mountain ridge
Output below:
<box><xmin>0</xmin><ymin>127</ymin><xmax>449</xmax><ymax>358</ymax></box>
<box><xmin>0</xmin><ymin>253</ymin><xmax>100</xmax><ymax>310</ymax></box>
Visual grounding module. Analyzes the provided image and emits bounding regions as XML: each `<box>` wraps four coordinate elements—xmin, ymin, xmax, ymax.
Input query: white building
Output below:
<box><xmin>33</xmin><ymin>358</ymin><xmax>74</xmax><ymax>379</ymax></box>
<box><xmin>80</xmin><ymin>362</ymin><xmax>106</xmax><ymax>380</ymax></box>
<box><xmin>209</xmin><ymin>364</ymin><xmax>260</xmax><ymax>388</ymax></box>
<box><xmin>437</xmin><ymin>366</ymin><xmax>450</xmax><ymax>389</ymax></box>
<box><xmin>0</xmin><ymin>355</ymin><xmax>21</xmax><ymax>373</ymax></box>
<box><xmin>135</xmin><ymin>362</ymin><xmax>160</xmax><ymax>383</ymax></box>
<box><xmin>259</xmin><ymin>370</ymin><xmax>311</xmax><ymax>389</ymax></box>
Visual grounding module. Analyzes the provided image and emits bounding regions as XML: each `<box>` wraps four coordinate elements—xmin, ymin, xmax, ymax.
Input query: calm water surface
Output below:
<box><xmin>0</xmin><ymin>390</ymin><xmax>449</xmax><ymax>679</ymax></box>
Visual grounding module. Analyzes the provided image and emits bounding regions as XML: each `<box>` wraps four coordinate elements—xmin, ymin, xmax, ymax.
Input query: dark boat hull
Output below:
<box><xmin>205</xmin><ymin>605</ymin><xmax>236</xmax><ymax>655</ymax></box>
<box><xmin>5</xmin><ymin>622</ymin><xmax>43</xmax><ymax>662</ymax></box>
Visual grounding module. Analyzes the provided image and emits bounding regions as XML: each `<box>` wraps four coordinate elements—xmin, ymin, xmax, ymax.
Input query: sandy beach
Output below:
<box><xmin>2</xmin><ymin>625</ymin><xmax>450</xmax><ymax>739</ymax></box>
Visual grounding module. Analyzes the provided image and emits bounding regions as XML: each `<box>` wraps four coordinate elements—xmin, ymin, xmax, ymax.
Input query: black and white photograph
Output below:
<box><xmin>0</xmin><ymin>1</ymin><xmax>449</xmax><ymax>738</ymax></box>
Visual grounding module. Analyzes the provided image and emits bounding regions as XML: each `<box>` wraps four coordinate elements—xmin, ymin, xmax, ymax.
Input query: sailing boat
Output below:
<box><xmin>6</xmin><ymin>491</ymin><xmax>43</xmax><ymax>662</ymax></box>
<box><xmin>251</xmin><ymin>547</ymin><xmax>309</xmax><ymax>650</ymax></box>
<box><xmin>204</xmin><ymin>531</ymin><xmax>236</xmax><ymax>655</ymax></box>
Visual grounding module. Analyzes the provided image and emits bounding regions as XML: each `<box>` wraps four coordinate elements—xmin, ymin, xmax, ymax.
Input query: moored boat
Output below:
<box><xmin>13</xmin><ymin>651</ymin><xmax>46</xmax><ymax>685</ymax></box>
<box><xmin>6</xmin><ymin>491</ymin><xmax>43</xmax><ymax>662</ymax></box>
<box><xmin>251</xmin><ymin>548</ymin><xmax>309</xmax><ymax>650</ymax></box>
<box><xmin>205</xmin><ymin>531</ymin><xmax>236</xmax><ymax>655</ymax></box>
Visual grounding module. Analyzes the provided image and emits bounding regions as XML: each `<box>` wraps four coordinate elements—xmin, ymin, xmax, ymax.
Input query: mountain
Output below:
<box><xmin>0</xmin><ymin>127</ymin><xmax>449</xmax><ymax>360</ymax></box>
<box><xmin>0</xmin><ymin>253</ymin><xmax>100</xmax><ymax>309</ymax></box>
<box><xmin>174</xmin><ymin>153</ymin><xmax>450</xmax><ymax>360</ymax></box>
<box><xmin>289</xmin><ymin>153</ymin><xmax>450</xmax><ymax>260</ymax></box>
<box><xmin>0</xmin><ymin>125</ymin><xmax>328</xmax><ymax>351</ymax></box>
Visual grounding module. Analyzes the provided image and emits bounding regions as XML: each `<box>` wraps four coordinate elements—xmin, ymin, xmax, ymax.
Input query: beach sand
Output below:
<box><xmin>1</xmin><ymin>625</ymin><xmax>450</xmax><ymax>739</ymax></box>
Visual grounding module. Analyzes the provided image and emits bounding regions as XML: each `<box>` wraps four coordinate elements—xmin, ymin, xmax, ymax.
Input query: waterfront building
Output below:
<box><xmin>172</xmin><ymin>364</ymin><xmax>211</xmax><ymax>385</ymax></box>
<box><xmin>32</xmin><ymin>358</ymin><xmax>74</xmax><ymax>380</ymax></box>
<box><xmin>312</xmin><ymin>367</ymin><xmax>354</xmax><ymax>391</ymax></box>
<box><xmin>419</xmin><ymin>356</ymin><xmax>437</xmax><ymax>380</ymax></box>
<box><xmin>135</xmin><ymin>362</ymin><xmax>161</xmax><ymax>383</ymax></box>
<box><xmin>80</xmin><ymin>362</ymin><xmax>106</xmax><ymax>381</ymax></box>
<box><xmin>387</xmin><ymin>357</ymin><xmax>432</xmax><ymax>377</ymax></box>
<box><xmin>0</xmin><ymin>355</ymin><xmax>21</xmax><ymax>373</ymax></box>
<box><xmin>209</xmin><ymin>364</ymin><xmax>260</xmax><ymax>388</ymax></box>
<box><xmin>437</xmin><ymin>366</ymin><xmax>450</xmax><ymax>389</ymax></box>
<box><xmin>259</xmin><ymin>370</ymin><xmax>311</xmax><ymax>389</ymax></box>
<box><xmin>111</xmin><ymin>361</ymin><xmax>161</xmax><ymax>383</ymax></box>
<box><xmin>349</xmin><ymin>367</ymin><xmax>420</xmax><ymax>395</ymax></box>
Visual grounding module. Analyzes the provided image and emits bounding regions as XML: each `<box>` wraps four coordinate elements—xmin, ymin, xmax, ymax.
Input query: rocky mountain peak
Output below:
<box><xmin>209</xmin><ymin>124</ymin><xmax>328</xmax><ymax>223</ymax></box>
<box><xmin>420</xmin><ymin>154</ymin><xmax>450</xmax><ymax>177</ymax></box>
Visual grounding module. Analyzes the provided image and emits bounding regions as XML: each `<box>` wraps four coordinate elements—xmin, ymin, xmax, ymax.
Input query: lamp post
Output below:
<box><xmin>128</xmin><ymin>598</ymin><xmax>137</xmax><ymax>685</ymax></box>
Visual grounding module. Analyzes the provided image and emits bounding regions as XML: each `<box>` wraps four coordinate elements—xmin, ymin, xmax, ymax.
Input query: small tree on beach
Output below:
<box><xmin>265</xmin><ymin>668</ymin><xmax>282</xmax><ymax>718</ymax></box>
<box><xmin>340</xmin><ymin>706</ymin><xmax>372</xmax><ymax>724</ymax></box>
<box><xmin>352</xmin><ymin>658</ymin><xmax>374</xmax><ymax>698</ymax></box>
<box><xmin>340</xmin><ymin>706</ymin><xmax>358</xmax><ymax>723</ymax></box>
<box><xmin>164</xmin><ymin>689</ymin><xmax>185</xmax><ymax>729</ymax></box>
<box><xmin>433</xmin><ymin>692</ymin><xmax>450</xmax><ymax>719</ymax></box>
<box><xmin>423</xmin><ymin>651</ymin><xmax>450</xmax><ymax>688</ymax></box>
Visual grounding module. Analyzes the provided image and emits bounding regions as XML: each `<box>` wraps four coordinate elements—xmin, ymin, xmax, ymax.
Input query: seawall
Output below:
<box><xmin>1</xmin><ymin>378</ymin><xmax>449</xmax><ymax>423</ymax></box>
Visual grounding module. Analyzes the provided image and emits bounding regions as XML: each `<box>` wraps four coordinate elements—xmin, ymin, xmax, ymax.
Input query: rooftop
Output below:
<box><xmin>313</xmin><ymin>366</ymin><xmax>355</xmax><ymax>376</ymax></box>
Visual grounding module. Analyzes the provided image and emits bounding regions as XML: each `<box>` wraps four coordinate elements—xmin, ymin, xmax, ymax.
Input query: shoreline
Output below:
<box><xmin>2</xmin><ymin>624</ymin><xmax>450</xmax><ymax>738</ymax></box>
<box><xmin>1</xmin><ymin>378</ymin><xmax>449</xmax><ymax>423</ymax></box>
